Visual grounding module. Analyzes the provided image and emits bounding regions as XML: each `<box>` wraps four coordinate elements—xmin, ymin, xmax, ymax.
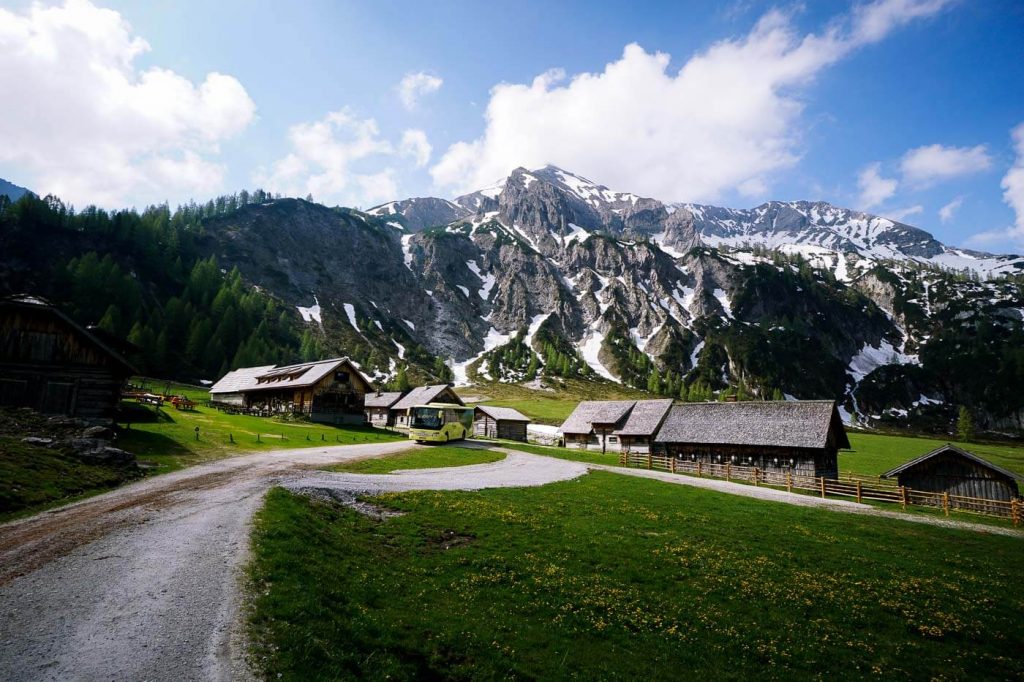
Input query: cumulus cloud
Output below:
<box><xmin>857</xmin><ymin>163</ymin><xmax>898</xmax><ymax>209</ymax></box>
<box><xmin>964</xmin><ymin>123</ymin><xmax>1024</xmax><ymax>251</ymax></box>
<box><xmin>430</xmin><ymin>0</ymin><xmax>951</xmax><ymax>200</ymax></box>
<box><xmin>256</xmin><ymin>108</ymin><xmax>414</xmax><ymax>207</ymax></box>
<box><xmin>900</xmin><ymin>143</ymin><xmax>992</xmax><ymax>187</ymax></box>
<box><xmin>397</xmin><ymin>72</ymin><xmax>443</xmax><ymax>111</ymax></box>
<box><xmin>0</xmin><ymin>0</ymin><xmax>255</xmax><ymax>208</ymax></box>
<box><xmin>399</xmin><ymin>129</ymin><xmax>432</xmax><ymax>168</ymax></box>
<box><xmin>937</xmin><ymin>196</ymin><xmax>963</xmax><ymax>223</ymax></box>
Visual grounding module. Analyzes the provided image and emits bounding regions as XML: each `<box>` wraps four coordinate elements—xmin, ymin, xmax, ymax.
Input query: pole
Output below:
<box><xmin>786</xmin><ymin>471</ymin><xmax>792</xmax><ymax>493</ymax></box>
<box><xmin>820</xmin><ymin>477</ymin><xmax>826</xmax><ymax>499</ymax></box>
<box><xmin>856</xmin><ymin>480</ymin><xmax>862</xmax><ymax>504</ymax></box>
<box><xmin>943</xmin><ymin>492</ymin><xmax>950</xmax><ymax>516</ymax></box>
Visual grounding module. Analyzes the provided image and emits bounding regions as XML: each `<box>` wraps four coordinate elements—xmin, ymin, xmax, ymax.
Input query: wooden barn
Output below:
<box><xmin>390</xmin><ymin>384</ymin><xmax>463</xmax><ymax>428</ymax></box>
<box><xmin>473</xmin><ymin>405</ymin><xmax>530</xmax><ymax>441</ymax></box>
<box><xmin>0</xmin><ymin>295</ymin><xmax>135</xmax><ymax>420</ymax></box>
<box><xmin>653</xmin><ymin>400</ymin><xmax>848</xmax><ymax>479</ymax></box>
<box><xmin>612</xmin><ymin>399</ymin><xmax>673</xmax><ymax>454</ymax></box>
<box><xmin>209</xmin><ymin>357</ymin><xmax>372</xmax><ymax>424</ymax></box>
<box><xmin>560</xmin><ymin>400</ymin><xmax>637</xmax><ymax>452</ymax></box>
<box><xmin>364</xmin><ymin>391</ymin><xmax>404</xmax><ymax>426</ymax></box>
<box><xmin>881</xmin><ymin>444</ymin><xmax>1021</xmax><ymax>501</ymax></box>
<box><xmin>560</xmin><ymin>400</ymin><xmax>671</xmax><ymax>453</ymax></box>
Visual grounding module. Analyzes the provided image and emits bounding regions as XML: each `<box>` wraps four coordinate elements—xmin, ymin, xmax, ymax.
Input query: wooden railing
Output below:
<box><xmin>618</xmin><ymin>452</ymin><xmax>1022</xmax><ymax>525</ymax></box>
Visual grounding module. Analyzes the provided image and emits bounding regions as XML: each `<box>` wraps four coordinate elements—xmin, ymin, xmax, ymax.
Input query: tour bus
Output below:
<box><xmin>408</xmin><ymin>402</ymin><xmax>475</xmax><ymax>443</ymax></box>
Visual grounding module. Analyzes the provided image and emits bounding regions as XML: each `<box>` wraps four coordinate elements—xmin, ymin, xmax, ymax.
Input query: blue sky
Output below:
<box><xmin>1</xmin><ymin>0</ymin><xmax>1023</xmax><ymax>253</ymax></box>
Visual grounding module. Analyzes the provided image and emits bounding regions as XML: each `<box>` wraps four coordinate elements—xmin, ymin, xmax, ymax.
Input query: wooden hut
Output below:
<box><xmin>364</xmin><ymin>391</ymin><xmax>404</xmax><ymax>426</ymax></box>
<box><xmin>209</xmin><ymin>357</ymin><xmax>372</xmax><ymax>425</ymax></box>
<box><xmin>881</xmin><ymin>444</ymin><xmax>1021</xmax><ymax>501</ymax></box>
<box><xmin>0</xmin><ymin>294</ymin><xmax>135</xmax><ymax>420</ymax></box>
<box><xmin>560</xmin><ymin>400</ymin><xmax>637</xmax><ymax>453</ymax></box>
<box><xmin>390</xmin><ymin>384</ymin><xmax>463</xmax><ymax>428</ymax></box>
<box><xmin>613</xmin><ymin>399</ymin><xmax>673</xmax><ymax>454</ymax></box>
<box><xmin>653</xmin><ymin>400</ymin><xmax>849</xmax><ymax>479</ymax></box>
<box><xmin>473</xmin><ymin>405</ymin><xmax>530</xmax><ymax>441</ymax></box>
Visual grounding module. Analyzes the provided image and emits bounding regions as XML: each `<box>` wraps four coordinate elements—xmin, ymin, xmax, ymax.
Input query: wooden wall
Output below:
<box><xmin>895</xmin><ymin>453</ymin><xmax>1019</xmax><ymax>501</ymax></box>
<box><xmin>656</xmin><ymin>442</ymin><xmax>838</xmax><ymax>479</ymax></box>
<box><xmin>473</xmin><ymin>416</ymin><xmax>527</xmax><ymax>441</ymax></box>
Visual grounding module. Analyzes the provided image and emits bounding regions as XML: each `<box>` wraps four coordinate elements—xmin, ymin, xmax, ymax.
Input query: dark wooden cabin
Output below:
<box><xmin>390</xmin><ymin>385</ymin><xmax>463</xmax><ymax>428</ymax></box>
<box><xmin>653</xmin><ymin>400</ymin><xmax>849</xmax><ymax>479</ymax></box>
<box><xmin>473</xmin><ymin>405</ymin><xmax>530</xmax><ymax>441</ymax></box>
<box><xmin>209</xmin><ymin>357</ymin><xmax>372</xmax><ymax>425</ymax></box>
<box><xmin>881</xmin><ymin>444</ymin><xmax>1021</xmax><ymax>501</ymax></box>
<box><xmin>364</xmin><ymin>391</ymin><xmax>404</xmax><ymax>426</ymax></box>
<box><xmin>0</xmin><ymin>295</ymin><xmax>135</xmax><ymax>420</ymax></box>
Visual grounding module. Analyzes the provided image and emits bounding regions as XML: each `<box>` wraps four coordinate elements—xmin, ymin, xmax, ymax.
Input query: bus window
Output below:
<box><xmin>411</xmin><ymin>407</ymin><xmax>443</xmax><ymax>430</ymax></box>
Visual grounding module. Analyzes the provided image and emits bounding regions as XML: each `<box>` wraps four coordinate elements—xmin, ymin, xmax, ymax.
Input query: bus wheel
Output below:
<box><xmin>444</xmin><ymin>434</ymin><xmax>449</xmax><ymax>443</ymax></box>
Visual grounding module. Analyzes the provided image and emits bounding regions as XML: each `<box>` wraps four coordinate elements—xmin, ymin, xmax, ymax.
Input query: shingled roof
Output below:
<box><xmin>560</xmin><ymin>400</ymin><xmax>637</xmax><ymax>435</ymax></box>
<box><xmin>392</xmin><ymin>384</ymin><xmax>462</xmax><ymax>411</ymax></box>
<box><xmin>653</xmin><ymin>400</ymin><xmax>850</xmax><ymax>450</ymax></box>
<box><xmin>210</xmin><ymin>357</ymin><xmax>372</xmax><ymax>395</ymax></box>
<box><xmin>209</xmin><ymin>365</ymin><xmax>276</xmax><ymax>394</ymax></box>
<box><xmin>613</xmin><ymin>399</ymin><xmax>674</xmax><ymax>436</ymax></box>
<box><xmin>881</xmin><ymin>444</ymin><xmax>1023</xmax><ymax>481</ymax></box>
<box><xmin>364</xmin><ymin>391</ymin><xmax>404</xmax><ymax>408</ymax></box>
<box><xmin>475</xmin><ymin>405</ymin><xmax>531</xmax><ymax>422</ymax></box>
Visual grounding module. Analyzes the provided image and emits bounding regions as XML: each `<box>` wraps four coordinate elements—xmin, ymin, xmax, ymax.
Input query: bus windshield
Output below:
<box><xmin>411</xmin><ymin>406</ymin><xmax>444</xmax><ymax>430</ymax></box>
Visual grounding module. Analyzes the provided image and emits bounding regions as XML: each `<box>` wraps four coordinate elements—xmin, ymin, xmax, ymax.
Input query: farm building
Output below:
<box><xmin>653</xmin><ymin>400</ymin><xmax>848</xmax><ymax>479</ymax></box>
<box><xmin>391</xmin><ymin>384</ymin><xmax>463</xmax><ymax>428</ymax></box>
<box><xmin>881</xmin><ymin>444</ymin><xmax>1021</xmax><ymax>501</ymax></box>
<box><xmin>612</xmin><ymin>399</ymin><xmax>673</xmax><ymax>453</ymax></box>
<box><xmin>473</xmin><ymin>405</ymin><xmax>531</xmax><ymax>441</ymax></box>
<box><xmin>364</xmin><ymin>391</ymin><xmax>404</xmax><ymax>426</ymax></box>
<box><xmin>0</xmin><ymin>294</ymin><xmax>135</xmax><ymax>420</ymax></box>
<box><xmin>560</xmin><ymin>400</ymin><xmax>668</xmax><ymax>453</ymax></box>
<box><xmin>209</xmin><ymin>357</ymin><xmax>372</xmax><ymax>424</ymax></box>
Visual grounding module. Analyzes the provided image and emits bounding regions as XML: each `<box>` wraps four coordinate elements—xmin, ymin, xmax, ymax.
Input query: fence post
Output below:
<box><xmin>1012</xmin><ymin>498</ymin><xmax>1020</xmax><ymax>527</ymax></box>
<box><xmin>820</xmin><ymin>477</ymin><xmax>826</xmax><ymax>499</ymax></box>
<box><xmin>725</xmin><ymin>463</ymin><xmax>730</xmax><ymax>481</ymax></box>
<box><xmin>856</xmin><ymin>480</ymin><xmax>862</xmax><ymax>504</ymax></box>
<box><xmin>786</xmin><ymin>471</ymin><xmax>792</xmax><ymax>493</ymax></box>
<box><xmin>900</xmin><ymin>486</ymin><xmax>907</xmax><ymax>510</ymax></box>
<box><xmin>648</xmin><ymin>454</ymin><xmax>653</xmax><ymax>470</ymax></box>
<box><xmin>697</xmin><ymin>461</ymin><xmax>703</xmax><ymax>477</ymax></box>
<box><xmin>943</xmin><ymin>492</ymin><xmax>950</xmax><ymax>517</ymax></box>
<box><xmin>752</xmin><ymin>467</ymin><xmax>758</xmax><ymax>486</ymax></box>
<box><xmin>670</xmin><ymin>457</ymin><xmax>676</xmax><ymax>474</ymax></box>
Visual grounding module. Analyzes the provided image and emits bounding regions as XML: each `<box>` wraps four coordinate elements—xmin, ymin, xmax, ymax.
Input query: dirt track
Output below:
<box><xmin>0</xmin><ymin>441</ymin><xmax>415</xmax><ymax>682</ymax></box>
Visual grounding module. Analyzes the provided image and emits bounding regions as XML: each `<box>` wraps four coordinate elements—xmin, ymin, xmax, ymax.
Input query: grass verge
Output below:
<box><xmin>248</xmin><ymin>473</ymin><xmax>1024</xmax><ymax>680</ymax></box>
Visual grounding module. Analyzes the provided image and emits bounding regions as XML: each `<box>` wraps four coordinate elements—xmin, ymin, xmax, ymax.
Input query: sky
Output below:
<box><xmin>1</xmin><ymin>0</ymin><xmax>1023</xmax><ymax>253</ymax></box>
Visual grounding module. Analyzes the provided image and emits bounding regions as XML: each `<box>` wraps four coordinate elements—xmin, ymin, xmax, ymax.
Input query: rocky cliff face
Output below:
<box><xmin>191</xmin><ymin>166</ymin><xmax>1023</xmax><ymax>433</ymax></box>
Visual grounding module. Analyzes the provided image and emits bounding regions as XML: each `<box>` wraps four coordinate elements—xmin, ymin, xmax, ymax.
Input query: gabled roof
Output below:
<box><xmin>210</xmin><ymin>357</ymin><xmax>372</xmax><ymax>395</ymax></box>
<box><xmin>1</xmin><ymin>294</ymin><xmax>137</xmax><ymax>374</ymax></box>
<box><xmin>476</xmin><ymin>405</ymin><xmax>531</xmax><ymax>422</ymax></box>
<box><xmin>653</xmin><ymin>400</ymin><xmax>850</xmax><ymax>450</ymax></box>
<box><xmin>560</xmin><ymin>400</ymin><xmax>636</xmax><ymax>435</ymax></box>
<box><xmin>881</xmin><ymin>444</ymin><xmax>1023</xmax><ymax>481</ymax></box>
<box><xmin>364</xmin><ymin>391</ymin><xmax>404</xmax><ymax>408</ymax></box>
<box><xmin>392</xmin><ymin>384</ymin><xmax>462</xmax><ymax>411</ymax></box>
<box><xmin>209</xmin><ymin>365</ymin><xmax>276</xmax><ymax>394</ymax></box>
<box><xmin>613</xmin><ymin>399</ymin><xmax>674</xmax><ymax>436</ymax></box>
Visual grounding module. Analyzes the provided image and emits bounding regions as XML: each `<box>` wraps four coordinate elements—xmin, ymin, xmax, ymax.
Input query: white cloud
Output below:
<box><xmin>884</xmin><ymin>204</ymin><xmax>923</xmax><ymax>222</ymax></box>
<box><xmin>431</xmin><ymin>0</ymin><xmax>952</xmax><ymax>200</ymax></box>
<box><xmin>256</xmin><ymin>108</ymin><xmax>414</xmax><ymax>207</ymax></box>
<box><xmin>965</xmin><ymin>123</ymin><xmax>1024</xmax><ymax>252</ymax></box>
<box><xmin>0</xmin><ymin>0</ymin><xmax>255</xmax><ymax>208</ymax></box>
<box><xmin>399</xmin><ymin>129</ymin><xmax>432</xmax><ymax>168</ymax></box>
<box><xmin>397</xmin><ymin>72</ymin><xmax>443</xmax><ymax>111</ymax></box>
<box><xmin>900</xmin><ymin>143</ymin><xmax>991</xmax><ymax>187</ymax></box>
<box><xmin>856</xmin><ymin>163</ymin><xmax>898</xmax><ymax>209</ymax></box>
<box><xmin>937</xmin><ymin>196</ymin><xmax>963</xmax><ymax>223</ymax></box>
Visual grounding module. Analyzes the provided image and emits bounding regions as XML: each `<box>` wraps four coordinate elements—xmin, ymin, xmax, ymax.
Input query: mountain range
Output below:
<box><xmin>1</xmin><ymin>169</ymin><xmax>1022</xmax><ymax>434</ymax></box>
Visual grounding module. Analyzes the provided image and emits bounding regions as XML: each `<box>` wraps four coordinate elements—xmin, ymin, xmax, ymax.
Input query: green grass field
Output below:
<box><xmin>248</xmin><ymin>471</ymin><xmax>1024</xmax><ymax>680</ymax></box>
<box><xmin>116</xmin><ymin>400</ymin><xmax>403</xmax><ymax>473</ymax></box>
<box><xmin>322</xmin><ymin>445</ymin><xmax>504</xmax><ymax>474</ymax></box>
<box><xmin>460</xmin><ymin>377</ymin><xmax>646</xmax><ymax>425</ymax></box>
<box><xmin>844</xmin><ymin>431</ymin><xmax>1024</xmax><ymax>477</ymax></box>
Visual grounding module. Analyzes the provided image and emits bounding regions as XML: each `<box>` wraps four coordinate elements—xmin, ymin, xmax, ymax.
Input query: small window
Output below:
<box><xmin>607</xmin><ymin>436</ymin><xmax>619</xmax><ymax>443</ymax></box>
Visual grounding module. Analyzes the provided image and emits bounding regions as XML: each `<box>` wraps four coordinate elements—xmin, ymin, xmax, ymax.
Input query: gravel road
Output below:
<box><xmin>0</xmin><ymin>443</ymin><xmax>586</xmax><ymax>682</ymax></box>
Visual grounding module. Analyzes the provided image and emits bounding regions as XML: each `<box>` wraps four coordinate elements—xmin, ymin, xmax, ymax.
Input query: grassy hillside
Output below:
<box><xmin>844</xmin><ymin>431</ymin><xmax>1024</xmax><ymax>477</ymax></box>
<box><xmin>322</xmin><ymin>446</ymin><xmax>503</xmax><ymax>474</ymax></box>
<box><xmin>248</xmin><ymin>472</ymin><xmax>1024</xmax><ymax>680</ymax></box>
<box><xmin>459</xmin><ymin>377</ymin><xmax>647</xmax><ymax>425</ymax></box>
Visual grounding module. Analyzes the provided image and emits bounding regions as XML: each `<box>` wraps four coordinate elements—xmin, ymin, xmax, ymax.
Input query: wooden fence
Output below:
<box><xmin>619</xmin><ymin>452</ymin><xmax>1022</xmax><ymax>525</ymax></box>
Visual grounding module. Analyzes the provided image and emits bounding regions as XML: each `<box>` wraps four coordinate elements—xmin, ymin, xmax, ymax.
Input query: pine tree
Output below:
<box><xmin>956</xmin><ymin>406</ymin><xmax>975</xmax><ymax>442</ymax></box>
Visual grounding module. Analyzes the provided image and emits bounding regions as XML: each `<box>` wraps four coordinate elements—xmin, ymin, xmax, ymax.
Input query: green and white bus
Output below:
<box><xmin>408</xmin><ymin>402</ymin><xmax>474</xmax><ymax>443</ymax></box>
